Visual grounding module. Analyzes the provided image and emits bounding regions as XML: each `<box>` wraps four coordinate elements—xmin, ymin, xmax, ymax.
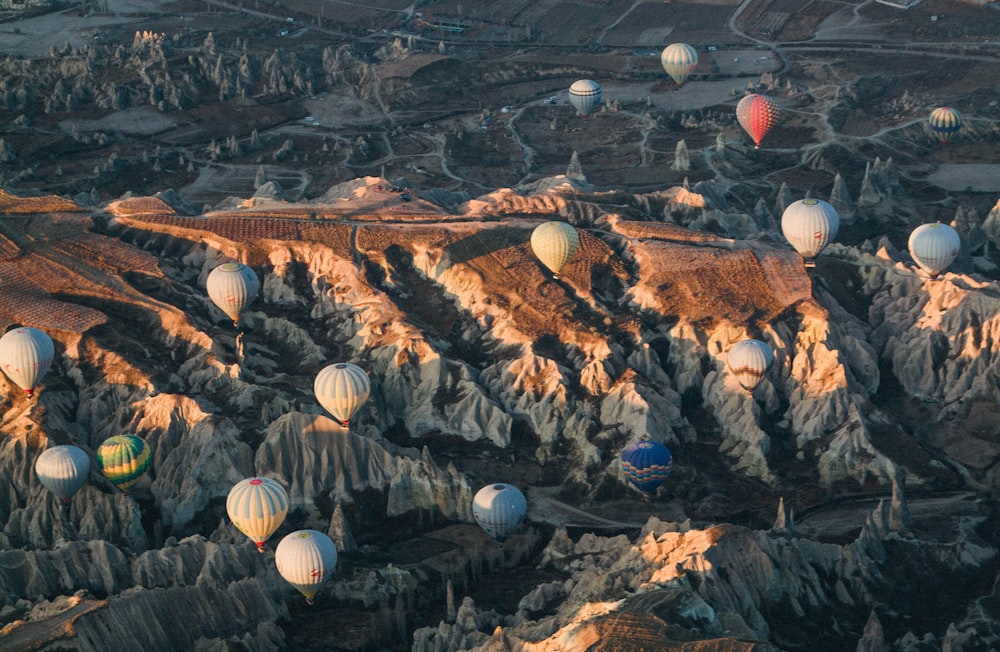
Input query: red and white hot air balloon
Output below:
<box><xmin>736</xmin><ymin>94</ymin><xmax>779</xmax><ymax>148</ymax></box>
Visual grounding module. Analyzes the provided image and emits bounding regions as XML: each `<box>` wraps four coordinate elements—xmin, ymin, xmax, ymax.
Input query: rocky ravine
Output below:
<box><xmin>1</xmin><ymin>175</ymin><xmax>1000</xmax><ymax>651</ymax></box>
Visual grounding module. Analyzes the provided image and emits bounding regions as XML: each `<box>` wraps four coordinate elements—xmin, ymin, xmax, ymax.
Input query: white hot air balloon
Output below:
<box><xmin>530</xmin><ymin>221</ymin><xmax>580</xmax><ymax>276</ymax></box>
<box><xmin>727</xmin><ymin>339</ymin><xmax>774</xmax><ymax>392</ymax></box>
<box><xmin>780</xmin><ymin>198</ymin><xmax>840</xmax><ymax>263</ymax></box>
<box><xmin>568</xmin><ymin>79</ymin><xmax>602</xmax><ymax>117</ymax></box>
<box><xmin>35</xmin><ymin>445</ymin><xmax>90</xmax><ymax>505</ymax></box>
<box><xmin>0</xmin><ymin>327</ymin><xmax>55</xmax><ymax>397</ymax></box>
<box><xmin>275</xmin><ymin>529</ymin><xmax>338</xmax><ymax>604</ymax></box>
<box><xmin>206</xmin><ymin>262</ymin><xmax>260</xmax><ymax>327</ymax></box>
<box><xmin>313</xmin><ymin>362</ymin><xmax>371</xmax><ymax>426</ymax></box>
<box><xmin>472</xmin><ymin>483</ymin><xmax>527</xmax><ymax>543</ymax></box>
<box><xmin>227</xmin><ymin>477</ymin><xmax>289</xmax><ymax>552</ymax></box>
<box><xmin>660</xmin><ymin>43</ymin><xmax>698</xmax><ymax>86</ymax></box>
<box><xmin>908</xmin><ymin>222</ymin><xmax>960</xmax><ymax>277</ymax></box>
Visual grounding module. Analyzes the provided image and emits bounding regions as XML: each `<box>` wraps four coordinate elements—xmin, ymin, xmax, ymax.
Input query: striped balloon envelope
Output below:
<box><xmin>781</xmin><ymin>198</ymin><xmax>840</xmax><ymax>260</ymax></box>
<box><xmin>621</xmin><ymin>439</ymin><xmax>672</xmax><ymax>497</ymax></box>
<box><xmin>472</xmin><ymin>483</ymin><xmax>527</xmax><ymax>543</ymax></box>
<box><xmin>96</xmin><ymin>435</ymin><xmax>151</xmax><ymax>493</ymax></box>
<box><xmin>313</xmin><ymin>362</ymin><xmax>371</xmax><ymax>426</ymax></box>
<box><xmin>0</xmin><ymin>327</ymin><xmax>55</xmax><ymax>397</ymax></box>
<box><xmin>275</xmin><ymin>530</ymin><xmax>338</xmax><ymax>604</ymax></box>
<box><xmin>530</xmin><ymin>221</ymin><xmax>580</xmax><ymax>276</ymax></box>
<box><xmin>908</xmin><ymin>222</ymin><xmax>960</xmax><ymax>277</ymax></box>
<box><xmin>727</xmin><ymin>339</ymin><xmax>774</xmax><ymax>392</ymax></box>
<box><xmin>227</xmin><ymin>477</ymin><xmax>289</xmax><ymax>552</ymax></box>
<box><xmin>206</xmin><ymin>262</ymin><xmax>260</xmax><ymax>326</ymax></box>
<box><xmin>927</xmin><ymin>107</ymin><xmax>962</xmax><ymax>144</ymax></box>
<box><xmin>568</xmin><ymin>79</ymin><xmax>602</xmax><ymax>117</ymax></box>
<box><xmin>736</xmin><ymin>93</ymin><xmax>779</xmax><ymax>148</ymax></box>
<box><xmin>35</xmin><ymin>444</ymin><xmax>90</xmax><ymax>504</ymax></box>
<box><xmin>660</xmin><ymin>43</ymin><xmax>698</xmax><ymax>86</ymax></box>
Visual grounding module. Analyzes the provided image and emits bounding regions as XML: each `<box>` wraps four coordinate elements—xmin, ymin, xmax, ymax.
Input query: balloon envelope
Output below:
<box><xmin>0</xmin><ymin>327</ymin><xmax>55</xmax><ymax>396</ymax></box>
<box><xmin>621</xmin><ymin>440</ymin><xmax>672</xmax><ymax>496</ymax></box>
<box><xmin>227</xmin><ymin>477</ymin><xmax>289</xmax><ymax>552</ymax></box>
<box><xmin>727</xmin><ymin>339</ymin><xmax>774</xmax><ymax>391</ymax></box>
<box><xmin>314</xmin><ymin>362</ymin><xmax>371</xmax><ymax>426</ymax></box>
<box><xmin>97</xmin><ymin>435</ymin><xmax>151</xmax><ymax>493</ymax></box>
<box><xmin>530</xmin><ymin>221</ymin><xmax>580</xmax><ymax>275</ymax></box>
<box><xmin>275</xmin><ymin>529</ymin><xmax>338</xmax><ymax>604</ymax></box>
<box><xmin>472</xmin><ymin>483</ymin><xmax>527</xmax><ymax>542</ymax></box>
<box><xmin>660</xmin><ymin>43</ymin><xmax>698</xmax><ymax>85</ymax></box>
<box><xmin>736</xmin><ymin>94</ymin><xmax>779</xmax><ymax>147</ymax></box>
<box><xmin>35</xmin><ymin>445</ymin><xmax>90</xmax><ymax>503</ymax></box>
<box><xmin>568</xmin><ymin>79</ymin><xmax>602</xmax><ymax>117</ymax></box>
<box><xmin>928</xmin><ymin>107</ymin><xmax>962</xmax><ymax>144</ymax></box>
<box><xmin>781</xmin><ymin>198</ymin><xmax>840</xmax><ymax>259</ymax></box>
<box><xmin>207</xmin><ymin>262</ymin><xmax>260</xmax><ymax>325</ymax></box>
<box><xmin>908</xmin><ymin>222</ymin><xmax>960</xmax><ymax>277</ymax></box>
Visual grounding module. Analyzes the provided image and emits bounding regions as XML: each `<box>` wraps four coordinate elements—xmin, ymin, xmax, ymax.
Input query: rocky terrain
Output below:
<box><xmin>2</xmin><ymin>0</ymin><xmax>1000</xmax><ymax>650</ymax></box>
<box><xmin>0</xmin><ymin>161</ymin><xmax>998</xmax><ymax>650</ymax></box>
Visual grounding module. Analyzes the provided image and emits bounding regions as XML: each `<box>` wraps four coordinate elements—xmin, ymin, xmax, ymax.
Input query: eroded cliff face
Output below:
<box><xmin>2</xmin><ymin>177</ymin><xmax>1000</xmax><ymax>651</ymax></box>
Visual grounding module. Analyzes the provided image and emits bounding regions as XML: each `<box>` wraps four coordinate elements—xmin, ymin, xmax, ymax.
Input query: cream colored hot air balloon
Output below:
<box><xmin>35</xmin><ymin>445</ymin><xmax>90</xmax><ymax>505</ymax></box>
<box><xmin>472</xmin><ymin>483</ymin><xmax>527</xmax><ymax>543</ymax></box>
<box><xmin>0</xmin><ymin>327</ymin><xmax>55</xmax><ymax>397</ymax></box>
<box><xmin>781</xmin><ymin>198</ymin><xmax>839</xmax><ymax>262</ymax></box>
<box><xmin>727</xmin><ymin>339</ymin><xmax>774</xmax><ymax>392</ymax></box>
<box><xmin>568</xmin><ymin>79</ymin><xmax>602</xmax><ymax>117</ymax></box>
<box><xmin>530</xmin><ymin>221</ymin><xmax>580</xmax><ymax>276</ymax></box>
<box><xmin>660</xmin><ymin>43</ymin><xmax>698</xmax><ymax>86</ymax></box>
<box><xmin>908</xmin><ymin>222</ymin><xmax>960</xmax><ymax>277</ymax></box>
<box><xmin>313</xmin><ymin>362</ymin><xmax>371</xmax><ymax>426</ymax></box>
<box><xmin>207</xmin><ymin>262</ymin><xmax>260</xmax><ymax>327</ymax></box>
<box><xmin>227</xmin><ymin>477</ymin><xmax>289</xmax><ymax>552</ymax></box>
<box><xmin>275</xmin><ymin>529</ymin><xmax>338</xmax><ymax>604</ymax></box>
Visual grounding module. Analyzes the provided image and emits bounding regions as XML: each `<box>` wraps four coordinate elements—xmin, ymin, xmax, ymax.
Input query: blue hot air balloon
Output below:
<box><xmin>472</xmin><ymin>483</ymin><xmax>527</xmax><ymax>543</ymax></box>
<box><xmin>928</xmin><ymin>107</ymin><xmax>962</xmax><ymax>145</ymax></box>
<box><xmin>621</xmin><ymin>439</ymin><xmax>672</xmax><ymax>497</ymax></box>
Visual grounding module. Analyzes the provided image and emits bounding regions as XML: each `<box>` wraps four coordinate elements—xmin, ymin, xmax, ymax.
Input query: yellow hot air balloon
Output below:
<box><xmin>96</xmin><ymin>435</ymin><xmax>151</xmax><ymax>493</ymax></box>
<box><xmin>227</xmin><ymin>477</ymin><xmax>289</xmax><ymax>552</ymax></box>
<box><xmin>928</xmin><ymin>107</ymin><xmax>962</xmax><ymax>145</ymax></box>
<box><xmin>660</xmin><ymin>43</ymin><xmax>698</xmax><ymax>86</ymax></box>
<box><xmin>275</xmin><ymin>530</ymin><xmax>338</xmax><ymax>604</ymax></box>
<box><xmin>313</xmin><ymin>362</ymin><xmax>371</xmax><ymax>426</ymax></box>
<box><xmin>530</xmin><ymin>222</ymin><xmax>580</xmax><ymax>276</ymax></box>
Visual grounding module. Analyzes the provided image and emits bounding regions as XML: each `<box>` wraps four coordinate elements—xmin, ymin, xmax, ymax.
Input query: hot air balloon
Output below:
<box><xmin>928</xmin><ymin>107</ymin><xmax>962</xmax><ymax>145</ymax></box>
<box><xmin>908</xmin><ymin>222</ymin><xmax>960</xmax><ymax>277</ymax></box>
<box><xmin>275</xmin><ymin>529</ymin><xmax>338</xmax><ymax>604</ymax></box>
<box><xmin>736</xmin><ymin>93</ymin><xmax>779</xmax><ymax>148</ymax></box>
<box><xmin>96</xmin><ymin>435</ymin><xmax>151</xmax><ymax>493</ymax></box>
<box><xmin>313</xmin><ymin>362</ymin><xmax>370</xmax><ymax>426</ymax></box>
<box><xmin>568</xmin><ymin>79</ymin><xmax>602</xmax><ymax>117</ymax></box>
<box><xmin>35</xmin><ymin>445</ymin><xmax>90</xmax><ymax>505</ymax></box>
<box><xmin>472</xmin><ymin>483</ymin><xmax>527</xmax><ymax>543</ymax></box>
<box><xmin>207</xmin><ymin>262</ymin><xmax>260</xmax><ymax>327</ymax></box>
<box><xmin>227</xmin><ymin>477</ymin><xmax>289</xmax><ymax>552</ymax></box>
<box><xmin>660</xmin><ymin>43</ymin><xmax>698</xmax><ymax>86</ymax></box>
<box><xmin>727</xmin><ymin>339</ymin><xmax>774</xmax><ymax>392</ymax></box>
<box><xmin>781</xmin><ymin>198</ymin><xmax>839</xmax><ymax>262</ymax></box>
<box><xmin>621</xmin><ymin>439</ymin><xmax>672</xmax><ymax>497</ymax></box>
<box><xmin>0</xmin><ymin>327</ymin><xmax>55</xmax><ymax>397</ymax></box>
<box><xmin>530</xmin><ymin>221</ymin><xmax>580</xmax><ymax>276</ymax></box>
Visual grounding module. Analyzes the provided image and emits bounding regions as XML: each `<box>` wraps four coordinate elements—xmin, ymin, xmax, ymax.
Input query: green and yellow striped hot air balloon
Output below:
<box><xmin>97</xmin><ymin>435</ymin><xmax>151</xmax><ymax>493</ymax></box>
